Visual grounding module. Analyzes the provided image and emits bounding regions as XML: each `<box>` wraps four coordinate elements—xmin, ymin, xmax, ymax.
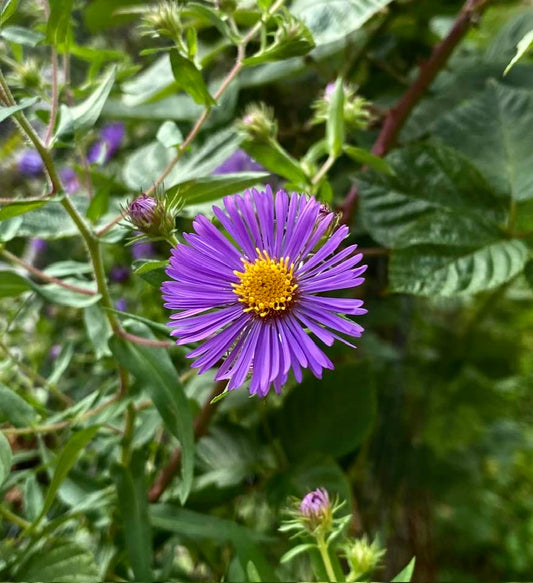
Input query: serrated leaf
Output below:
<box><xmin>15</xmin><ymin>541</ymin><xmax>99</xmax><ymax>583</ymax></box>
<box><xmin>343</xmin><ymin>145</ymin><xmax>393</xmax><ymax>175</ymax></box>
<box><xmin>327</xmin><ymin>78</ymin><xmax>344</xmax><ymax>157</ymax></box>
<box><xmin>0</xmin><ymin>431</ymin><xmax>12</xmax><ymax>486</ymax></box>
<box><xmin>390</xmin><ymin>240</ymin><xmax>529</xmax><ymax>297</ymax></box>
<box><xmin>291</xmin><ymin>0</ymin><xmax>393</xmax><ymax>46</ymax></box>
<box><xmin>36</xmin><ymin>426</ymin><xmax>99</xmax><ymax>526</ymax></box>
<box><xmin>0</xmin><ymin>96</ymin><xmax>39</xmax><ymax>124</ymax></box>
<box><xmin>434</xmin><ymin>82</ymin><xmax>533</xmax><ymax>202</ymax></box>
<box><xmin>358</xmin><ymin>143</ymin><xmax>506</xmax><ymax>248</ymax></box>
<box><xmin>170</xmin><ymin>50</ymin><xmax>215</xmax><ymax>106</ymax></box>
<box><xmin>0</xmin><ymin>383</ymin><xmax>38</xmax><ymax>427</ymax></box>
<box><xmin>112</xmin><ymin>452</ymin><xmax>153</xmax><ymax>583</ymax></box>
<box><xmin>392</xmin><ymin>557</ymin><xmax>416</xmax><ymax>582</ymax></box>
<box><xmin>55</xmin><ymin>66</ymin><xmax>117</xmax><ymax>138</ymax></box>
<box><xmin>276</xmin><ymin>363</ymin><xmax>376</xmax><ymax>460</ymax></box>
<box><xmin>167</xmin><ymin>172</ymin><xmax>270</xmax><ymax>206</ymax></box>
<box><xmin>156</xmin><ymin>120</ymin><xmax>183</xmax><ymax>148</ymax></box>
<box><xmin>110</xmin><ymin>321</ymin><xmax>194</xmax><ymax>503</ymax></box>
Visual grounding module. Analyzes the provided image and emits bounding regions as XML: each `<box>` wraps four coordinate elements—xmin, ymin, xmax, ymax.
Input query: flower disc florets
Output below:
<box><xmin>162</xmin><ymin>186</ymin><xmax>367</xmax><ymax>396</ymax></box>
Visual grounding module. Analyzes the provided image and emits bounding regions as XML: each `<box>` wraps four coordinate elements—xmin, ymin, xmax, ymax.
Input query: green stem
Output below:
<box><xmin>121</xmin><ymin>404</ymin><xmax>136</xmax><ymax>466</ymax></box>
<box><xmin>316</xmin><ymin>532</ymin><xmax>338</xmax><ymax>582</ymax></box>
<box><xmin>0</xmin><ymin>505</ymin><xmax>31</xmax><ymax>530</ymax></box>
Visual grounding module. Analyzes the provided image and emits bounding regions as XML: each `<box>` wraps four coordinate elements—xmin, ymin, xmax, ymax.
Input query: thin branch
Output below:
<box><xmin>148</xmin><ymin>381</ymin><xmax>224</xmax><ymax>503</ymax></box>
<box><xmin>341</xmin><ymin>0</ymin><xmax>492</xmax><ymax>224</ymax></box>
<box><xmin>118</xmin><ymin>328</ymin><xmax>174</xmax><ymax>349</ymax></box>
<box><xmin>1</xmin><ymin>248</ymin><xmax>98</xmax><ymax>296</ymax></box>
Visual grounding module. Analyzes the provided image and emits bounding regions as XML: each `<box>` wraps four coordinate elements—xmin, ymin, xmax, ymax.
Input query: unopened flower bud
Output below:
<box><xmin>140</xmin><ymin>0</ymin><xmax>182</xmax><ymax>39</ymax></box>
<box><xmin>129</xmin><ymin>194</ymin><xmax>157</xmax><ymax>230</ymax></box>
<box><xmin>127</xmin><ymin>193</ymin><xmax>176</xmax><ymax>239</ymax></box>
<box><xmin>343</xmin><ymin>535</ymin><xmax>385</xmax><ymax>580</ymax></box>
<box><xmin>299</xmin><ymin>488</ymin><xmax>332</xmax><ymax>532</ymax></box>
<box><xmin>313</xmin><ymin>82</ymin><xmax>374</xmax><ymax>130</ymax></box>
<box><xmin>239</xmin><ymin>103</ymin><xmax>277</xmax><ymax>142</ymax></box>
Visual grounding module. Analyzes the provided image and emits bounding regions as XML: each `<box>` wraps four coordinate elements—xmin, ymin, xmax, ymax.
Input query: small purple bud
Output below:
<box><xmin>131</xmin><ymin>240</ymin><xmax>156</xmax><ymax>260</ymax></box>
<box><xmin>59</xmin><ymin>167</ymin><xmax>80</xmax><ymax>194</ymax></box>
<box><xmin>18</xmin><ymin>150</ymin><xmax>44</xmax><ymax>176</ymax></box>
<box><xmin>128</xmin><ymin>194</ymin><xmax>157</xmax><ymax>228</ymax></box>
<box><xmin>324</xmin><ymin>82</ymin><xmax>336</xmax><ymax>101</ymax></box>
<box><xmin>299</xmin><ymin>488</ymin><xmax>332</xmax><ymax>531</ymax></box>
<box><xmin>115</xmin><ymin>298</ymin><xmax>127</xmax><ymax>312</ymax></box>
<box><xmin>110</xmin><ymin>265</ymin><xmax>130</xmax><ymax>283</ymax></box>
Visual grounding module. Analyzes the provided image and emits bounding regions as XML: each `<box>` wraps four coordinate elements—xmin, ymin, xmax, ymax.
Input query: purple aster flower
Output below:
<box><xmin>115</xmin><ymin>298</ymin><xmax>127</xmax><ymax>312</ymax></box>
<box><xmin>131</xmin><ymin>240</ymin><xmax>156</xmax><ymax>260</ymax></box>
<box><xmin>110</xmin><ymin>265</ymin><xmax>130</xmax><ymax>283</ymax></box>
<box><xmin>18</xmin><ymin>150</ymin><xmax>44</xmax><ymax>176</ymax></box>
<box><xmin>87</xmin><ymin>122</ymin><xmax>125</xmax><ymax>164</ymax></box>
<box><xmin>59</xmin><ymin>167</ymin><xmax>80</xmax><ymax>194</ymax></box>
<box><xmin>162</xmin><ymin>186</ymin><xmax>367</xmax><ymax>397</ymax></box>
<box><xmin>214</xmin><ymin>149</ymin><xmax>264</xmax><ymax>175</ymax></box>
<box><xmin>300</xmin><ymin>488</ymin><xmax>330</xmax><ymax>521</ymax></box>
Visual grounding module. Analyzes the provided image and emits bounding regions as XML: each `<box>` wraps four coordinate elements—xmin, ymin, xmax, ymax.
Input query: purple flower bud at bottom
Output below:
<box><xmin>18</xmin><ymin>150</ymin><xmax>44</xmax><ymax>176</ymax></box>
<box><xmin>115</xmin><ymin>298</ymin><xmax>127</xmax><ymax>312</ymax></box>
<box><xmin>300</xmin><ymin>488</ymin><xmax>330</xmax><ymax>518</ymax></box>
<box><xmin>110</xmin><ymin>265</ymin><xmax>130</xmax><ymax>283</ymax></box>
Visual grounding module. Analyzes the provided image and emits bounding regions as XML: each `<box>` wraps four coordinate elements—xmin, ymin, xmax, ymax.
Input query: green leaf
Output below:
<box><xmin>504</xmin><ymin>29</ymin><xmax>533</xmax><ymax>74</ymax></box>
<box><xmin>343</xmin><ymin>145</ymin><xmax>393</xmax><ymax>175</ymax></box>
<box><xmin>241</xmin><ymin>140</ymin><xmax>308</xmax><ymax>185</ymax></box>
<box><xmin>0</xmin><ymin>383</ymin><xmax>38</xmax><ymax>427</ymax></box>
<box><xmin>150</xmin><ymin>505</ymin><xmax>277</xmax><ymax>581</ymax></box>
<box><xmin>0</xmin><ymin>431</ymin><xmax>12</xmax><ymax>486</ymax></box>
<box><xmin>44</xmin><ymin>261</ymin><xmax>93</xmax><ymax>277</ymax></box>
<box><xmin>276</xmin><ymin>363</ymin><xmax>376</xmax><ymax>460</ymax></box>
<box><xmin>167</xmin><ymin>172</ymin><xmax>270</xmax><ymax>206</ymax></box>
<box><xmin>47</xmin><ymin>342</ymin><xmax>74</xmax><ymax>385</ymax></box>
<box><xmin>525</xmin><ymin>259</ymin><xmax>533</xmax><ymax>290</ymax></box>
<box><xmin>0</xmin><ymin>216</ymin><xmax>23</xmax><ymax>241</ymax></box>
<box><xmin>170</xmin><ymin>49</ymin><xmax>215</xmax><ymax>106</ymax></box>
<box><xmin>36</xmin><ymin>426</ymin><xmax>99</xmax><ymax>525</ymax></box>
<box><xmin>112</xmin><ymin>452</ymin><xmax>153</xmax><ymax>583</ymax></box>
<box><xmin>291</xmin><ymin>0</ymin><xmax>393</xmax><ymax>46</ymax></box>
<box><xmin>46</xmin><ymin>0</ymin><xmax>73</xmax><ymax>47</ymax></box>
<box><xmin>55</xmin><ymin>66</ymin><xmax>117</xmax><ymax>138</ymax></box>
<box><xmin>110</xmin><ymin>321</ymin><xmax>194</xmax><ymax>503</ymax></box>
<box><xmin>280</xmin><ymin>543</ymin><xmax>316</xmax><ymax>564</ymax></box>
<box><xmin>133</xmin><ymin>259</ymin><xmax>168</xmax><ymax>288</ymax></box>
<box><xmin>156</xmin><ymin>120</ymin><xmax>184</xmax><ymax>148</ymax></box>
<box><xmin>358</xmin><ymin>143</ymin><xmax>506</xmax><ymax>248</ymax></box>
<box><xmin>18</xmin><ymin>197</ymin><xmax>90</xmax><ymax>239</ymax></box>
<box><xmin>35</xmin><ymin>279</ymin><xmax>101</xmax><ymax>308</ymax></box>
<box><xmin>326</xmin><ymin>78</ymin><xmax>344</xmax><ymax>157</ymax></box>
<box><xmin>0</xmin><ymin>96</ymin><xmax>39</xmax><ymax>124</ymax></box>
<box><xmin>389</xmin><ymin>240</ymin><xmax>529</xmax><ymax>297</ymax></box>
<box><xmin>23</xmin><ymin>475</ymin><xmax>44</xmax><ymax>521</ymax></box>
<box><xmin>15</xmin><ymin>541</ymin><xmax>99</xmax><ymax>583</ymax></box>
<box><xmin>0</xmin><ymin>0</ymin><xmax>18</xmax><ymax>27</ymax></box>
<box><xmin>392</xmin><ymin>557</ymin><xmax>416</xmax><ymax>582</ymax></box>
<box><xmin>0</xmin><ymin>199</ymin><xmax>48</xmax><ymax>221</ymax></box>
<box><xmin>83</xmin><ymin>304</ymin><xmax>112</xmax><ymax>358</ymax></box>
<box><xmin>0</xmin><ymin>26</ymin><xmax>44</xmax><ymax>46</ymax></box>
<box><xmin>434</xmin><ymin>82</ymin><xmax>533</xmax><ymax>202</ymax></box>
<box><xmin>0</xmin><ymin>271</ymin><xmax>33</xmax><ymax>298</ymax></box>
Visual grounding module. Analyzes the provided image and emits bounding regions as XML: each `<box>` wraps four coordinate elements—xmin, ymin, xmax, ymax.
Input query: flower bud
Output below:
<box><xmin>299</xmin><ymin>488</ymin><xmax>333</xmax><ymax>532</ymax></box>
<box><xmin>126</xmin><ymin>193</ymin><xmax>176</xmax><ymax>240</ymax></box>
<box><xmin>239</xmin><ymin>103</ymin><xmax>278</xmax><ymax>142</ymax></box>
<box><xmin>313</xmin><ymin>82</ymin><xmax>373</xmax><ymax>130</ymax></box>
<box><xmin>343</xmin><ymin>535</ymin><xmax>385</xmax><ymax>580</ymax></box>
<box><xmin>140</xmin><ymin>1</ymin><xmax>182</xmax><ymax>39</ymax></box>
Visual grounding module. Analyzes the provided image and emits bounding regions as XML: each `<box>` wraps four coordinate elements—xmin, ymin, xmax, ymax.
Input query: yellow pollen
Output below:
<box><xmin>233</xmin><ymin>249</ymin><xmax>298</xmax><ymax>318</ymax></box>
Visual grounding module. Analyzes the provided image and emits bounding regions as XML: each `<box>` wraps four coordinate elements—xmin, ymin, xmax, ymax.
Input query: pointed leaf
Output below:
<box><xmin>0</xmin><ymin>431</ymin><xmax>12</xmax><ymax>486</ymax></box>
<box><xmin>170</xmin><ymin>49</ymin><xmax>215</xmax><ymax>106</ymax></box>
<box><xmin>392</xmin><ymin>557</ymin><xmax>416</xmax><ymax>582</ymax></box>
<box><xmin>0</xmin><ymin>96</ymin><xmax>39</xmax><ymax>123</ymax></box>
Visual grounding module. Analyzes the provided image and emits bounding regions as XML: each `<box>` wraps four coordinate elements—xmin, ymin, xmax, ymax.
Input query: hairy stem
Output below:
<box><xmin>316</xmin><ymin>532</ymin><xmax>338</xmax><ymax>582</ymax></box>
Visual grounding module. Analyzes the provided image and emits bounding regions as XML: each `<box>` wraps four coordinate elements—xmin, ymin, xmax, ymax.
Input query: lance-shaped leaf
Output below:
<box><xmin>0</xmin><ymin>96</ymin><xmax>39</xmax><ymax>123</ymax></box>
<box><xmin>170</xmin><ymin>49</ymin><xmax>215</xmax><ymax>106</ymax></box>
<box><xmin>0</xmin><ymin>431</ymin><xmax>12</xmax><ymax>486</ymax></box>
<box><xmin>46</xmin><ymin>0</ymin><xmax>73</xmax><ymax>47</ymax></box>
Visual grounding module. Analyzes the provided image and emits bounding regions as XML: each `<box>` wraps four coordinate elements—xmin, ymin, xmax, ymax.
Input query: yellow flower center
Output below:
<box><xmin>232</xmin><ymin>249</ymin><xmax>298</xmax><ymax>318</ymax></box>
